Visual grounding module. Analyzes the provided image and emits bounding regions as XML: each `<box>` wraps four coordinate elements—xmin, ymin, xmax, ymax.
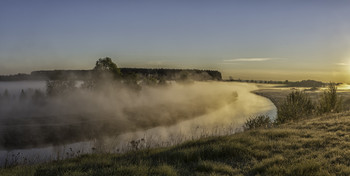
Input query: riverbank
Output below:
<box><xmin>2</xmin><ymin>111</ymin><xmax>350</xmax><ymax>175</ymax></box>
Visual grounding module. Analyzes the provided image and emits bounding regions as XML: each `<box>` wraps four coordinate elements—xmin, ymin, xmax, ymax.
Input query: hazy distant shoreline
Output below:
<box><xmin>0</xmin><ymin>68</ymin><xmax>222</xmax><ymax>82</ymax></box>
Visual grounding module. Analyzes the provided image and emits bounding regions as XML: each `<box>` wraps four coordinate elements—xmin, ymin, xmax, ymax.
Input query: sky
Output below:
<box><xmin>1</xmin><ymin>0</ymin><xmax>350</xmax><ymax>82</ymax></box>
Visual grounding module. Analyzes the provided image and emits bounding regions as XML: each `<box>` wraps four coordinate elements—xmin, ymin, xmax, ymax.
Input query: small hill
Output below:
<box><xmin>2</xmin><ymin>112</ymin><xmax>350</xmax><ymax>175</ymax></box>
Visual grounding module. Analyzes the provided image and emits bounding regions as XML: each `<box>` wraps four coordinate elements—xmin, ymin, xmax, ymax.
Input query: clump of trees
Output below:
<box><xmin>79</xmin><ymin>57</ymin><xmax>123</xmax><ymax>91</ymax></box>
<box><xmin>276</xmin><ymin>82</ymin><xmax>343</xmax><ymax>124</ymax></box>
<box><xmin>93</xmin><ymin>57</ymin><xmax>121</xmax><ymax>79</ymax></box>
<box><xmin>46</xmin><ymin>57</ymin><xmax>170</xmax><ymax>96</ymax></box>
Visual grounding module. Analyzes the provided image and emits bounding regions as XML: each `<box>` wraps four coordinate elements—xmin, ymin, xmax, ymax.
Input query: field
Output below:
<box><xmin>2</xmin><ymin>110</ymin><xmax>350</xmax><ymax>175</ymax></box>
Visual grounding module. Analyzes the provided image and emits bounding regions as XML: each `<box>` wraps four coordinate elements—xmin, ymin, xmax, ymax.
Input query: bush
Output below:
<box><xmin>317</xmin><ymin>82</ymin><xmax>342</xmax><ymax>114</ymax></box>
<box><xmin>276</xmin><ymin>91</ymin><xmax>314</xmax><ymax>124</ymax></box>
<box><xmin>244</xmin><ymin>115</ymin><xmax>272</xmax><ymax>130</ymax></box>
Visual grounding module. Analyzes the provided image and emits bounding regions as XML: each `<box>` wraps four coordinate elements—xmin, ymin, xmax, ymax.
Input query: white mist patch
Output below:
<box><xmin>105</xmin><ymin>82</ymin><xmax>276</xmax><ymax>151</ymax></box>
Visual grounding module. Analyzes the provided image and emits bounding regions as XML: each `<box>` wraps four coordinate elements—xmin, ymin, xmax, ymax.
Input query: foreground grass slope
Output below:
<box><xmin>3</xmin><ymin>112</ymin><xmax>350</xmax><ymax>176</ymax></box>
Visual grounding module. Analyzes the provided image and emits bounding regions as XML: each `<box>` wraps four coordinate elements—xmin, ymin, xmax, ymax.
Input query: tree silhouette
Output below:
<box><xmin>94</xmin><ymin>57</ymin><xmax>121</xmax><ymax>79</ymax></box>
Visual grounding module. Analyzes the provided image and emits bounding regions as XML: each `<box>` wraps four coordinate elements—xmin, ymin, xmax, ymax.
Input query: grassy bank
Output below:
<box><xmin>2</xmin><ymin>111</ymin><xmax>350</xmax><ymax>176</ymax></box>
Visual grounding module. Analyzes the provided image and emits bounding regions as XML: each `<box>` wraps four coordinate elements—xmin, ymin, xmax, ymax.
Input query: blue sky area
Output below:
<box><xmin>1</xmin><ymin>0</ymin><xmax>350</xmax><ymax>81</ymax></box>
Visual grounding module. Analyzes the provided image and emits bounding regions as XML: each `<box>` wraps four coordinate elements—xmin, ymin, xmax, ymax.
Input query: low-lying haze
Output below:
<box><xmin>0</xmin><ymin>81</ymin><xmax>275</xmax><ymax>150</ymax></box>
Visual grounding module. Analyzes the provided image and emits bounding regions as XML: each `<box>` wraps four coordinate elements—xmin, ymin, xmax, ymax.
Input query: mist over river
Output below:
<box><xmin>0</xmin><ymin>81</ymin><xmax>276</xmax><ymax>166</ymax></box>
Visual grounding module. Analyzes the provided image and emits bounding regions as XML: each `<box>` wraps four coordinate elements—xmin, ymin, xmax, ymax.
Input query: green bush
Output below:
<box><xmin>276</xmin><ymin>91</ymin><xmax>314</xmax><ymax>124</ymax></box>
<box><xmin>317</xmin><ymin>82</ymin><xmax>342</xmax><ymax>114</ymax></box>
<box><xmin>244</xmin><ymin>115</ymin><xmax>272</xmax><ymax>130</ymax></box>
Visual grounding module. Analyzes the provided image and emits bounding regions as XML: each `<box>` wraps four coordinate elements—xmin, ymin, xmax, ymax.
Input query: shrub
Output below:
<box><xmin>276</xmin><ymin>91</ymin><xmax>314</xmax><ymax>124</ymax></box>
<box><xmin>317</xmin><ymin>82</ymin><xmax>342</xmax><ymax>114</ymax></box>
<box><xmin>244</xmin><ymin>115</ymin><xmax>272</xmax><ymax>130</ymax></box>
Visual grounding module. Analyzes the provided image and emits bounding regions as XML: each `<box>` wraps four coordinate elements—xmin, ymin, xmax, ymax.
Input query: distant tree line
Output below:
<box><xmin>1</xmin><ymin>60</ymin><xmax>221</xmax><ymax>82</ymax></box>
<box><xmin>285</xmin><ymin>80</ymin><xmax>328</xmax><ymax>87</ymax></box>
<box><xmin>227</xmin><ymin>77</ymin><xmax>340</xmax><ymax>87</ymax></box>
<box><xmin>226</xmin><ymin>78</ymin><xmax>287</xmax><ymax>84</ymax></box>
<box><xmin>30</xmin><ymin>68</ymin><xmax>222</xmax><ymax>81</ymax></box>
<box><xmin>35</xmin><ymin>57</ymin><xmax>221</xmax><ymax>96</ymax></box>
<box><xmin>0</xmin><ymin>73</ymin><xmax>44</xmax><ymax>81</ymax></box>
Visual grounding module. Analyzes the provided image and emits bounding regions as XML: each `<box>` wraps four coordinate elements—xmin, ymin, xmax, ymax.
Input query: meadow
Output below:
<box><xmin>2</xmin><ymin>111</ymin><xmax>350</xmax><ymax>175</ymax></box>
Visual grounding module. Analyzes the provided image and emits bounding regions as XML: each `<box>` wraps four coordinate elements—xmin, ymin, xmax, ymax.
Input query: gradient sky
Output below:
<box><xmin>1</xmin><ymin>0</ymin><xmax>350</xmax><ymax>82</ymax></box>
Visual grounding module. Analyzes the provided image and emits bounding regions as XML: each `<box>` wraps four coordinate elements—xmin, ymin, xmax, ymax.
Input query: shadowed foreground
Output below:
<box><xmin>2</xmin><ymin>112</ymin><xmax>350</xmax><ymax>176</ymax></box>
